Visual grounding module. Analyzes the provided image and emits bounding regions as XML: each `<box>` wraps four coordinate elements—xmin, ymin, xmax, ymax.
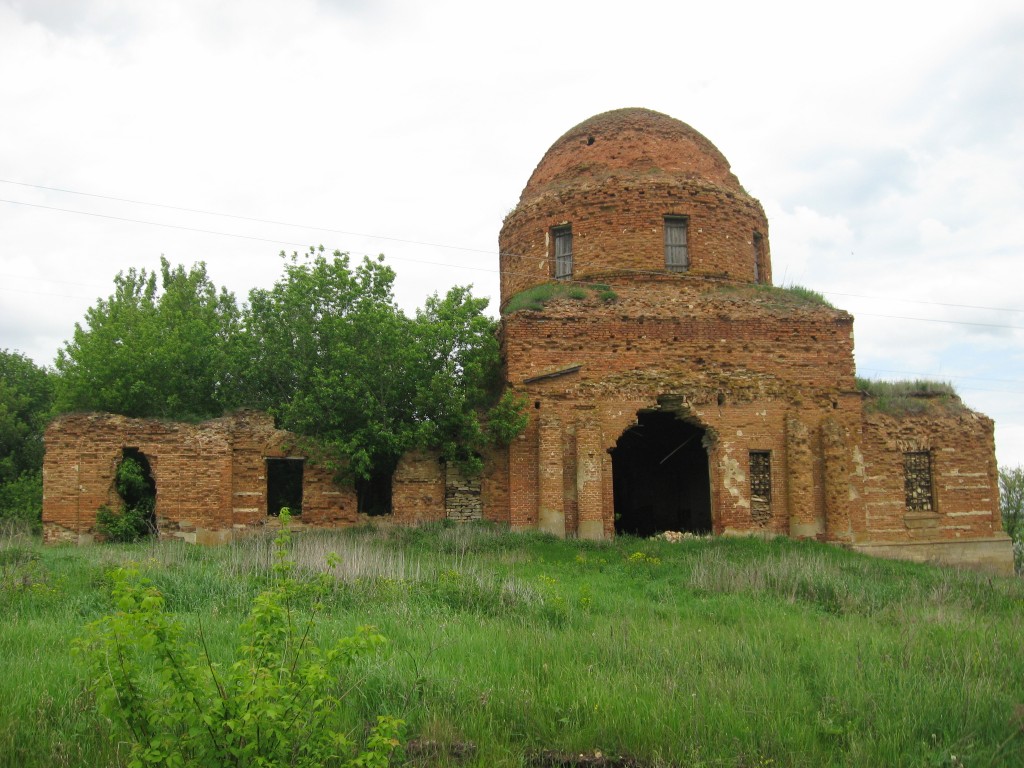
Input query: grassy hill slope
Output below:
<box><xmin>2</xmin><ymin>523</ymin><xmax>1022</xmax><ymax>767</ymax></box>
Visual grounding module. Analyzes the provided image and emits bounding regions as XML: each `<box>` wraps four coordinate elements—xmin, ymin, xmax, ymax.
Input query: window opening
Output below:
<box><xmin>356</xmin><ymin>462</ymin><xmax>394</xmax><ymax>516</ymax></box>
<box><xmin>553</xmin><ymin>225</ymin><xmax>573</xmax><ymax>280</ymax></box>
<box><xmin>749</xmin><ymin>450</ymin><xmax>771</xmax><ymax>522</ymax></box>
<box><xmin>753</xmin><ymin>232</ymin><xmax>765</xmax><ymax>283</ymax></box>
<box><xmin>665</xmin><ymin>216</ymin><xmax>689</xmax><ymax>272</ymax></box>
<box><xmin>904</xmin><ymin>451</ymin><xmax>934</xmax><ymax>511</ymax></box>
<box><xmin>267</xmin><ymin>458</ymin><xmax>304</xmax><ymax>516</ymax></box>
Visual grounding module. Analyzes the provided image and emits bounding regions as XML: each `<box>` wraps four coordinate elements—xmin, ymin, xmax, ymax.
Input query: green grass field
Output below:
<box><xmin>2</xmin><ymin>522</ymin><xmax>1022</xmax><ymax>767</ymax></box>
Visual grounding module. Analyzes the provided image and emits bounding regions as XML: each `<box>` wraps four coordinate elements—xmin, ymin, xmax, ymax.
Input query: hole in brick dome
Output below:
<box><xmin>586</xmin><ymin>135</ymin><xmax>595</xmax><ymax>145</ymax></box>
<box><xmin>717</xmin><ymin>392</ymin><xmax>726</xmax><ymax>406</ymax></box>
<box><xmin>534</xmin><ymin>400</ymin><xmax>541</xmax><ymax>409</ymax></box>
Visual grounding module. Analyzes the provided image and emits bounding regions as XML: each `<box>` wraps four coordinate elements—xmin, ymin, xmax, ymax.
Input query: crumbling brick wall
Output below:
<box><xmin>856</xmin><ymin>408</ymin><xmax>1003</xmax><ymax>542</ymax></box>
<box><xmin>43</xmin><ymin>411</ymin><xmax>358</xmax><ymax>544</ymax></box>
<box><xmin>492</xmin><ymin>279</ymin><xmax>1005</xmax><ymax>561</ymax></box>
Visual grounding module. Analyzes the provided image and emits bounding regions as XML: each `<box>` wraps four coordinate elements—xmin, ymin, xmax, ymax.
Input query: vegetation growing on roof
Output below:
<box><xmin>502</xmin><ymin>282</ymin><xmax>617</xmax><ymax>315</ymax></box>
<box><xmin>781</xmin><ymin>284</ymin><xmax>834</xmax><ymax>307</ymax></box>
<box><xmin>748</xmin><ymin>283</ymin><xmax>836</xmax><ymax>308</ymax></box>
<box><xmin>857</xmin><ymin>377</ymin><xmax>964</xmax><ymax>416</ymax></box>
<box><xmin>715</xmin><ymin>282</ymin><xmax>837</xmax><ymax>310</ymax></box>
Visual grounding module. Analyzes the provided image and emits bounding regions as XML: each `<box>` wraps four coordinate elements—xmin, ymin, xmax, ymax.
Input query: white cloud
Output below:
<box><xmin>1</xmin><ymin>0</ymin><xmax>1022</xmax><ymax>465</ymax></box>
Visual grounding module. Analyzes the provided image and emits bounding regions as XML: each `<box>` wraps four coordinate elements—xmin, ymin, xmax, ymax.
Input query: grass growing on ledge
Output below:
<box><xmin>857</xmin><ymin>377</ymin><xmax>964</xmax><ymax>416</ymax></box>
<box><xmin>502</xmin><ymin>282</ymin><xmax>617</xmax><ymax>315</ymax></box>
<box><xmin>750</xmin><ymin>283</ymin><xmax>836</xmax><ymax>308</ymax></box>
<box><xmin>2</xmin><ymin>523</ymin><xmax>1023</xmax><ymax>767</ymax></box>
<box><xmin>781</xmin><ymin>283</ymin><xmax>834</xmax><ymax>307</ymax></box>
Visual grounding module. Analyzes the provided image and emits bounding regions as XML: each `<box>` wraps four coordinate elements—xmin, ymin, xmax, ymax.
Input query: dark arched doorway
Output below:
<box><xmin>612</xmin><ymin>411</ymin><xmax>711</xmax><ymax>536</ymax></box>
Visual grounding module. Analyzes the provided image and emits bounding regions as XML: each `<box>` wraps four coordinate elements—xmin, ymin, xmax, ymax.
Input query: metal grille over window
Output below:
<box><xmin>904</xmin><ymin>451</ymin><xmax>934</xmax><ymax>511</ymax></box>
<box><xmin>554</xmin><ymin>226</ymin><xmax>573</xmax><ymax>280</ymax></box>
<box><xmin>665</xmin><ymin>216</ymin><xmax>689</xmax><ymax>272</ymax></box>
<box><xmin>749</xmin><ymin>450</ymin><xmax>771</xmax><ymax>522</ymax></box>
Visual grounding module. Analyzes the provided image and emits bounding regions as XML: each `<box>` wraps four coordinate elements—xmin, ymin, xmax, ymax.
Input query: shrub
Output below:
<box><xmin>95</xmin><ymin>504</ymin><xmax>154</xmax><ymax>543</ymax></box>
<box><xmin>95</xmin><ymin>455</ymin><xmax>157</xmax><ymax>542</ymax></box>
<box><xmin>75</xmin><ymin>510</ymin><xmax>403</xmax><ymax>767</ymax></box>
<box><xmin>0</xmin><ymin>471</ymin><xmax>43</xmax><ymax>531</ymax></box>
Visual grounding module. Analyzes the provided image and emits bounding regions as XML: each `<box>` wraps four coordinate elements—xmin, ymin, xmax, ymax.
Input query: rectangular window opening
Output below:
<box><xmin>753</xmin><ymin>231</ymin><xmax>765</xmax><ymax>283</ymax></box>
<box><xmin>904</xmin><ymin>451</ymin><xmax>934</xmax><ymax>512</ymax></box>
<box><xmin>267</xmin><ymin>457</ymin><xmax>304</xmax><ymax>516</ymax></box>
<box><xmin>553</xmin><ymin>225</ymin><xmax>573</xmax><ymax>280</ymax></box>
<box><xmin>749</xmin><ymin>450</ymin><xmax>771</xmax><ymax>522</ymax></box>
<box><xmin>665</xmin><ymin>216</ymin><xmax>689</xmax><ymax>272</ymax></box>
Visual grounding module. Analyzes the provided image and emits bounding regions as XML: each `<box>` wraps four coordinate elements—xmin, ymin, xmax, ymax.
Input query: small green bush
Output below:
<box><xmin>76</xmin><ymin>511</ymin><xmax>403</xmax><ymax>767</ymax></box>
<box><xmin>96</xmin><ymin>456</ymin><xmax>157</xmax><ymax>542</ymax></box>
<box><xmin>95</xmin><ymin>504</ymin><xmax>154</xmax><ymax>543</ymax></box>
<box><xmin>0</xmin><ymin>471</ymin><xmax>43</xmax><ymax>531</ymax></box>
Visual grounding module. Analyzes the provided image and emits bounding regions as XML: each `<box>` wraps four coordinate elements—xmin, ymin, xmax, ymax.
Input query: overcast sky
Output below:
<box><xmin>2</xmin><ymin>0</ymin><xmax>1022</xmax><ymax>467</ymax></box>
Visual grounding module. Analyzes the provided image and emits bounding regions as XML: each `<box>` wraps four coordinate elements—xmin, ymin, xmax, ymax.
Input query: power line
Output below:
<box><xmin>821</xmin><ymin>290</ymin><xmax>1021</xmax><ymax>315</ymax></box>
<box><xmin>854</xmin><ymin>312</ymin><xmax>1024</xmax><ymax>331</ymax></box>
<box><xmin>4</xmin><ymin>177</ymin><xmax>1023</xmax><ymax>317</ymax></box>
<box><xmin>0</xmin><ymin>179</ymin><xmax>493</xmax><ymax>256</ymax></box>
<box><xmin>4</xmin><ymin>193</ymin><xmax>1024</xmax><ymax>330</ymax></box>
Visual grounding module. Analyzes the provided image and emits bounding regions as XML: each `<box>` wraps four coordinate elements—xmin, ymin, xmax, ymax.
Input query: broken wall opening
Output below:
<box><xmin>612</xmin><ymin>411</ymin><xmax>711</xmax><ymax>536</ymax></box>
<box><xmin>267</xmin><ymin>457</ymin><xmax>304</xmax><ymax>516</ymax></box>
<box><xmin>116</xmin><ymin>447</ymin><xmax>157</xmax><ymax>535</ymax></box>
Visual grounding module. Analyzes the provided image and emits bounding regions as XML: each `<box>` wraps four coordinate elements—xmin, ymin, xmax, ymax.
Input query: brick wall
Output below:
<box><xmin>501</xmin><ymin>179</ymin><xmax>770</xmax><ymax>303</ymax></box>
<box><xmin>857</xmin><ymin>408</ymin><xmax>1003</xmax><ymax>542</ymax></box>
<box><xmin>43</xmin><ymin>411</ymin><xmax>358</xmax><ymax>543</ymax></box>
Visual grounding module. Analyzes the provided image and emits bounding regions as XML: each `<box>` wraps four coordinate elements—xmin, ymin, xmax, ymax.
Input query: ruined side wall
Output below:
<box><xmin>43</xmin><ymin>413</ymin><xmax>234</xmax><ymax>543</ymax></box>
<box><xmin>391</xmin><ymin>447</ymin><xmax>508</xmax><ymax>526</ymax></box>
<box><xmin>857</xmin><ymin>409</ymin><xmax>1004</xmax><ymax>542</ymax></box>
<box><xmin>392</xmin><ymin>450</ymin><xmax>446</xmax><ymax>525</ymax></box>
<box><xmin>43</xmin><ymin>411</ymin><xmax>357</xmax><ymax>544</ymax></box>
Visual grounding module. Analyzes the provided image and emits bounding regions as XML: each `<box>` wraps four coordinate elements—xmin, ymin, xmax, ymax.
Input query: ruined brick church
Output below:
<box><xmin>43</xmin><ymin>108</ymin><xmax>1014</xmax><ymax>573</ymax></box>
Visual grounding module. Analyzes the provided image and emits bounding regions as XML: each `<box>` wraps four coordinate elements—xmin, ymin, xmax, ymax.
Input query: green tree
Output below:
<box><xmin>0</xmin><ymin>350</ymin><xmax>54</xmax><ymax>527</ymax></box>
<box><xmin>55</xmin><ymin>258</ymin><xmax>240</xmax><ymax>419</ymax></box>
<box><xmin>999</xmin><ymin>465</ymin><xmax>1024</xmax><ymax>573</ymax></box>
<box><xmin>233</xmin><ymin>248</ymin><xmax>420</xmax><ymax>484</ymax></box>
<box><xmin>411</xmin><ymin>285</ymin><xmax>501</xmax><ymax>471</ymax></box>
<box><xmin>232</xmin><ymin>249</ymin><xmax>518</xmax><ymax>494</ymax></box>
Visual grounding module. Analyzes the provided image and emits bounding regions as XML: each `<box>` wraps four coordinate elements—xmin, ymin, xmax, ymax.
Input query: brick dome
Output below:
<box><xmin>519</xmin><ymin>108</ymin><xmax>745</xmax><ymax>203</ymax></box>
<box><xmin>499</xmin><ymin>108</ymin><xmax>771</xmax><ymax>307</ymax></box>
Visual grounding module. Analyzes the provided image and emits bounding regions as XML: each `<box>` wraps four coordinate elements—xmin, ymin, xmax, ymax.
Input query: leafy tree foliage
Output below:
<box><xmin>0</xmin><ymin>350</ymin><xmax>53</xmax><ymax>484</ymax></box>
<box><xmin>231</xmin><ymin>249</ymin><xmax>421</xmax><ymax>482</ymax></box>
<box><xmin>55</xmin><ymin>258</ymin><xmax>240</xmax><ymax>419</ymax></box>
<box><xmin>0</xmin><ymin>350</ymin><xmax>53</xmax><ymax>527</ymax></box>
<box><xmin>999</xmin><ymin>465</ymin><xmax>1024</xmax><ymax>573</ymax></box>
<box><xmin>54</xmin><ymin>249</ymin><xmax>525</xmax><ymax>496</ymax></box>
<box><xmin>411</xmin><ymin>285</ymin><xmax>503</xmax><ymax>472</ymax></box>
